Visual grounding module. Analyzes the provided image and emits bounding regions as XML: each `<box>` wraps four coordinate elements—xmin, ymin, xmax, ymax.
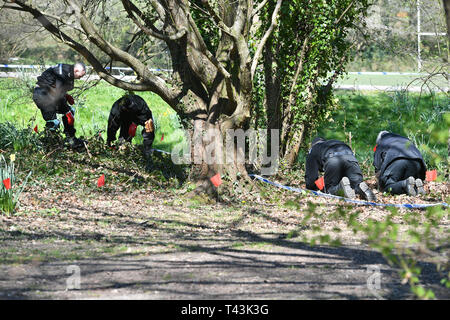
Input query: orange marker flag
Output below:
<box><xmin>161</xmin><ymin>133</ymin><xmax>164</xmax><ymax>141</ymax></box>
<box><xmin>97</xmin><ymin>174</ymin><xmax>105</xmax><ymax>187</ymax></box>
<box><xmin>373</xmin><ymin>144</ymin><xmax>377</xmax><ymax>152</ymax></box>
<box><xmin>315</xmin><ymin>176</ymin><xmax>325</xmax><ymax>191</ymax></box>
<box><xmin>210</xmin><ymin>173</ymin><xmax>222</xmax><ymax>187</ymax></box>
<box><xmin>425</xmin><ymin>170</ymin><xmax>437</xmax><ymax>182</ymax></box>
<box><xmin>2</xmin><ymin>178</ymin><xmax>11</xmax><ymax>190</ymax></box>
<box><xmin>33</xmin><ymin>125</ymin><xmax>38</xmax><ymax>133</ymax></box>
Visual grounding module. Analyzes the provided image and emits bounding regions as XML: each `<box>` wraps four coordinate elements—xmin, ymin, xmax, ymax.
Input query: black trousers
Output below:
<box><xmin>142</xmin><ymin>131</ymin><xmax>155</xmax><ymax>158</ymax></box>
<box><xmin>32</xmin><ymin>87</ymin><xmax>76</xmax><ymax>137</ymax></box>
<box><xmin>379</xmin><ymin>159</ymin><xmax>422</xmax><ymax>194</ymax></box>
<box><xmin>324</xmin><ymin>155</ymin><xmax>364</xmax><ymax>195</ymax></box>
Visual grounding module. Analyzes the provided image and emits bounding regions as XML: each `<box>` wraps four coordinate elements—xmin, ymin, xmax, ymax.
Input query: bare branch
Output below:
<box><xmin>335</xmin><ymin>0</ymin><xmax>355</xmax><ymax>25</ymax></box>
<box><xmin>121</xmin><ymin>0</ymin><xmax>187</xmax><ymax>41</ymax></box>
<box><xmin>252</xmin><ymin>0</ymin><xmax>270</xmax><ymax>18</ymax></box>
<box><xmin>64</xmin><ymin>0</ymin><xmax>165</xmax><ymax>85</ymax></box>
<box><xmin>199</xmin><ymin>0</ymin><xmax>234</xmax><ymax>37</ymax></box>
<box><xmin>280</xmin><ymin>37</ymin><xmax>309</xmax><ymax>143</ymax></box>
<box><xmin>148</xmin><ymin>0</ymin><xmax>167</xmax><ymax>21</ymax></box>
<box><xmin>251</xmin><ymin>0</ymin><xmax>282</xmax><ymax>79</ymax></box>
<box><xmin>3</xmin><ymin>2</ymin><xmax>82</xmax><ymax>33</ymax></box>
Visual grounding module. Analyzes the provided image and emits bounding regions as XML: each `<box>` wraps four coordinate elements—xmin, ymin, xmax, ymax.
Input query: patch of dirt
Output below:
<box><xmin>0</xmin><ymin>179</ymin><xmax>448</xmax><ymax>300</ymax></box>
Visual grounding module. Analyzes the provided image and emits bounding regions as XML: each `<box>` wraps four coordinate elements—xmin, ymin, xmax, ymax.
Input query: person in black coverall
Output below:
<box><xmin>373</xmin><ymin>131</ymin><xmax>427</xmax><ymax>196</ymax></box>
<box><xmin>107</xmin><ymin>94</ymin><xmax>155</xmax><ymax>160</ymax></box>
<box><xmin>305</xmin><ymin>137</ymin><xmax>376</xmax><ymax>201</ymax></box>
<box><xmin>32</xmin><ymin>62</ymin><xmax>86</xmax><ymax>149</ymax></box>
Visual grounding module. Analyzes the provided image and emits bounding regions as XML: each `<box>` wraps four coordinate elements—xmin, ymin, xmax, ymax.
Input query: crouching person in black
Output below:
<box><xmin>32</xmin><ymin>62</ymin><xmax>86</xmax><ymax>150</ymax></box>
<box><xmin>305</xmin><ymin>137</ymin><xmax>376</xmax><ymax>201</ymax></box>
<box><xmin>373</xmin><ymin>131</ymin><xmax>426</xmax><ymax>196</ymax></box>
<box><xmin>107</xmin><ymin>94</ymin><xmax>155</xmax><ymax>160</ymax></box>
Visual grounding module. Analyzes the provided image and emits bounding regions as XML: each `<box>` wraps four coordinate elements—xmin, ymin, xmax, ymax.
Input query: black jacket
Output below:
<box><xmin>305</xmin><ymin>139</ymin><xmax>355</xmax><ymax>190</ymax></box>
<box><xmin>107</xmin><ymin>94</ymin><xmax>154</xmax><ymax>143</ymax></box>
<box><xmin>36</xmin><ymin>64</ymin><xmax>74</xmax><ymax>90</ymax></box>
<box><xmin>373</xmin><ymin>132</ymin><xmax>426</xmax><ymax>179</ymax></box>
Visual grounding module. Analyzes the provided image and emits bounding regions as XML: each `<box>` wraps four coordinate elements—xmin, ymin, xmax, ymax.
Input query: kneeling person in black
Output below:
<box><xmin>107</xmin><ymin>94</ymin><xmax>155</xmax><ymax>159</ymax></box>
<box><xmin>373</xmin><ymin>131</ymin><xmax>426</xmax><ymax>196</ymax></box>
<box><xmin>305</xmin><ymin>137</ymin><xmax>376</xmax><ymax>201</ymax></box>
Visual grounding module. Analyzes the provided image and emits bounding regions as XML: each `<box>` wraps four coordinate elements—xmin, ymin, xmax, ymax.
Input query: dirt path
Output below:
<box><xmin>0</xmin><ymin>185</ymin><xmax>448</xmax><ymax>300</ymax></box>
<box><xmin>0</xmin><ymin>245</ymin><xmax>414</xmax><ymax>299</ymax></box>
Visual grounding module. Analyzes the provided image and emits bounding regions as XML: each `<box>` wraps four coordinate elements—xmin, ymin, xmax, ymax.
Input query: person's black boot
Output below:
<box><xmin>404</xmin><ymin>176</ymin><xmax>416</xmax><ymax>196</ymax></box>
<box><xmin>339</xmin><ymin>177</ymin><xmax>355</xmax><ymax>198</ymax></box>
<box><xmin>415</xmin><ymin>178</ymin><xmax>425</xmax><ymax>195</ymax></box>
<box><xmin>357</xmin><ymin>181</ymin><xmax>377</xmax><ymax>202</ymax></box>
<box><xmin>67</xmin><ymin>136</ymin><xmax>86</xmax><ymax>151</ymax></box>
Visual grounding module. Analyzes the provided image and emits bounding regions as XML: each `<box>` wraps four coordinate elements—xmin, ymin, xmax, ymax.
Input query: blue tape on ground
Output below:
<box><xmin>150</xmin><ymin>148</ymin><xmax>171</xmax><ymax>155</ymax></box>
<box><xmin>250</xmin><ymin>174</ymin><xmax>449</xmax><ymax>209</ymax></box>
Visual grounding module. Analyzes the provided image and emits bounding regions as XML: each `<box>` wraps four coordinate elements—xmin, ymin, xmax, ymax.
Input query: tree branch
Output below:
<box><xmin>252</xmin><ymin>0</ymin><xmax>269</xmax><ymax>18</ymax></box>
<box><xmin>149</xmin><ymin>0</ymin><xmax>167</xmax><ymax>21</ymax></box>
<box><xmin>280</xmin><ymin>37</ymin><xmax>309</xmax><ymax>144</ymax></box>
<box><xmin>185</xmin><ymin>11</ymin><xmax>231</xmax><ymax>80</ymax></box>
<box><xmin>335</xmin><ymin>0</ymin><xmax>355</xmax><ymax>25</ymax></box>
<box><xmin>231</xmin><ymin>0</ymin><xmax>248</xmax><ymax>36</ymax></box>
<box><xmin>121</xmin><ymin>0</ymin><xmax>187</xmax><ymax>41</ymax></box>
<box><xmin>64</xmin><ymin>0</ymin><xmax>170</xmax><ymax>89</ymax></box>
<box><xmin>199</xmin><ymin>0</ymin><xmax>234</xmax><ymax>38</ymax></box>
<box><xmin>250</xmin><ymin>0</ymin><xmax>282</xmax><ymax>79</ymax></box>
